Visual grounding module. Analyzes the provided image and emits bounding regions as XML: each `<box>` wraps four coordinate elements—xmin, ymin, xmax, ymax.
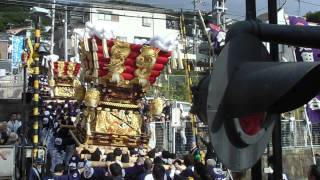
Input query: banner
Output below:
<box><xmin>289</xmin><ymin>16</ymin><xmax>320</xmax><ymax>124</ymax></box>
<box><xmin>208</xmin><ymin>23</ymin><xmax>226</xmax><ymax>54</ymax></box>
<box><xmin>305</xmin><ymin>96</ymin><xmax>320</xmax><ymax>124</ymax></box>
<box><xmin>288</xmin><ymin>16</ymin><xmax>320</xmax><ymax>62</ymax></box>
<box><xmin>0</xmin><ymin>147</ymin><xmax>15</xmax><ymax>177</ymax></box>
<box><xmin>11</xmin><ymin>36</ymin><xmax>24</xmax><ymax>69</ymax></box>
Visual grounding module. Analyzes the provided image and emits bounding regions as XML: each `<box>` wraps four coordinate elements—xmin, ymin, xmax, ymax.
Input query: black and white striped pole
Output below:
<box><xmin>32</xmin><ymin>14</ymin><xmax>41</xmax><ymax>162</ymax></box>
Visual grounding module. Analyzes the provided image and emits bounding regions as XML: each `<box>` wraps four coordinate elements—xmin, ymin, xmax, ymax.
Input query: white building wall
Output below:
<box><xmin>90</xmin><ymin>8</ymin><xmax>180</xmax><ymax>43</ymax></box>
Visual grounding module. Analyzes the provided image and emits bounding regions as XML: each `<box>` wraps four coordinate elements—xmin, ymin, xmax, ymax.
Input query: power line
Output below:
<box><xmin>297</xmin><ymin>0</ymin><xmax>320</xmax><ymax>7</ymax></box>
<box><xmin>2</xmin><ymin>0</ymin><xmax>198</xmax><ymax>15</ymax></box>
<box><xmin>0</xmin><ymin>0</ymin><xmax>194</xmax><ymax>22</ymax></box>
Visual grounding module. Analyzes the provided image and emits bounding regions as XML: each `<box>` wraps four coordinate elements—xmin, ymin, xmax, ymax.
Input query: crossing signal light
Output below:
<box><xmin>192</xmin><ymin>21</ymin><xmax>320</xmax><ymax>171</ymax></box>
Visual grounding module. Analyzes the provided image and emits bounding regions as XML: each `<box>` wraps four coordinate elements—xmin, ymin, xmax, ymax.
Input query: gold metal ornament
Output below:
<box><xmin>67</xmin><ymin>62</ymin><xmax>76</xmax><ymax>77</ymax></box>
<box><xmin>134</xmin><ymin>46</ymin><xmax>160</xmax><ymax>87</ymax></box>
<box><xmin>84</xmin><ymin>88</ymin><xmax>101</xmax><ymax>107</ymax></box>
<box><xmin>73</xmin><ymin>80</ymin><xmax>86</xmax><ymax>101</ymax></box>
<box><xmin>106</xmin><ymin>40</ymin><xmax>131</xmax><ymax>83</ymax></box>
<box><xmin>150</xmin><ymin>97</ymin><xmax>164</xmax><ymax>116</ymax></box>
<box><xmin>54</xmin><ymin>86</ymin><xmax>75</xmax><ymax>97</ymax></box>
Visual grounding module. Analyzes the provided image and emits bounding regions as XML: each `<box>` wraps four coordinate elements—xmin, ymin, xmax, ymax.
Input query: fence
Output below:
<box><xmin>151</xmin><ymin>118</ymin><xmax>320</xmax><ymax>156</ymax></box>
<box><xmin>281</xmin><ymin>119</ymin><xmax>320</xmax><ymax>148</ymax></box>
<box><xmin>150</xmin><ymin>120</ymin><xmax>196</xmax><ymax>155</ymax></box>
<box><xmin>0</xmin><ymin>72</ymin><xmax>23</xmax><ymax>99</ymax></box>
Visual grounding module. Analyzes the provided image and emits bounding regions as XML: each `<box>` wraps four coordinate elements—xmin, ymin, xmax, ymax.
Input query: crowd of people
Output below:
<box><xmin>28</xmin><ymin>140</ymin><xmax>227</xmax><ymax>180</ymax></box>
<box><xmin>0</xmin><ymin>112</ymin><xmax>22</xmax><ymax>145</ymax></box>
<box><xmin>4</xmin><ymin>99</ymin><xmax>320</xmax><ymax>179</ymax></box>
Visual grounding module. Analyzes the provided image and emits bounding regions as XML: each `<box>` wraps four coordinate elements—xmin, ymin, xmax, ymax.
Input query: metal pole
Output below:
<box><xmin>64</xmin><ymin>6</ymin><xmax>68</xmax><ymax>61</ymax></box>
<box><xmin>32</xmin><ymin>15</ymin><xmax>41</xmax><ymax>162</ymax></box>
<box><xmin>222</xmin><ymin>0</ymin><xmax>226</xmax><ymax>30</ymax></box>
<box><xmin>246</xmin><ymin>0</ymin><xmax>256</xmax><ymax>20</ymax></box>
<box><xmin>50</xmin><ymin>0</ymin><xmax>56</xmax><ymax>55</ymax></box>
<box><xmin>173</xmin><ymin>127</ymin><xmax>176</xmax><ymax>153</ymax></box>
<box><xmin>304</xmin><ymin>107</ymin><xmax>316</xmax><ymax>164</ymax></box>
<box><xmin>268</xmin><ymin>0</ymin><xmax>282</xmax><ymax>179</ymax></box>
<box><xmin>193</xmin><ymin>0</ymin><xmax>197</xmax><ymax>54</ymax></box>
<box><xmin>244</xmin><ymin>1</ymin><xmax>262</xmax><ymax>179</ymax></box>
<box><xmin>21</xmin><ymin>58</ymin><xmax>27</xmax><ymax>180</ymax></box>
<box><xmin>216</xmin><ymin>1</ymin><xmax>221</xmax><ymax>25</ymax></box>
<box><xmin>251</xmin><ymin>159</ymin><xmax>262</xmax><ymax>180</ymax></box>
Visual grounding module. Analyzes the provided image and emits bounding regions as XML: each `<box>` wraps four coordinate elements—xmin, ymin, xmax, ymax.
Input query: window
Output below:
<box><xmin>142</xmin><ymin>17</ymin><xmax>152</xmax><ymax>27</ymax></box>
<box><xmin>166</xmin><ymin>15</ymin><xmax>180</xmax><ymax>30</ymax></box>
<box><xmin>116</xmin><ymin>36</ymin><xmax>127</xmax><ymax>42</ymax></box>
<box><xmin>134</xmin><ymin>36</ymin><xmax>150</xmax><ymax>41</ymax></box>
<box><xmin>97</xmin><ymin>11</ymin><xmax>118</xmax><ymax>22</ymax></box>
<box><xmin>111</xmin><ymin>15</ymin><xmax>119</xmax><ymax>22</ymax></box>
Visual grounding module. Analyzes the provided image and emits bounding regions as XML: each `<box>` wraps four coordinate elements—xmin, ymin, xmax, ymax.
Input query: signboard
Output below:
<box><xmin>288</xmin><ymin>16</ymin><xmax>320</xmax><ymax>124</ymax></box>
<box><xmin>0</xmin><ymin>40</ymin><xmax>8</xmax><ymax>60</ymax></box>
<box><xmin>171</xmin><ymin>107</ymin><xmax>181</xmax><ymax>127</ymax></box>
<box><xmin>11</xmin><ymin>36</ymin><xmax>24</xmax><ymax>69</ymax></box>
<box><xmin>0</xmin><ymin>147</ymin><xmax>15</xmax><ymax>177</ymax></box>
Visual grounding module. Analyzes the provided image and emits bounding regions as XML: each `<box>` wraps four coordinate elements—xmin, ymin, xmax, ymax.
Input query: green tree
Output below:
<box><xmin>306</xmin><ymin>11</ymin><xmax>320</xmax><ymax>23</ymax></box>
<box><xmin>0</xmin><ymin>5</ymin><xmax>30</xmax><ymax>31</ymax></box>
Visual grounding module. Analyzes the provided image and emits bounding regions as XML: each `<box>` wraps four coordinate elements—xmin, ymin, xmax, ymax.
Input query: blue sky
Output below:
<box><xmin>128</xmin><ymin>0</ymin><xmax>320</xmax><ymax>20</ymax></box>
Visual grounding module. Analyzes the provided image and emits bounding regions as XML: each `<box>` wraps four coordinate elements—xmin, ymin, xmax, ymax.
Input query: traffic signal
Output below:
<box><xmin>192</xmin><ymin>21</ymin><xmax>320</xmax><ymax>171</ymax></box>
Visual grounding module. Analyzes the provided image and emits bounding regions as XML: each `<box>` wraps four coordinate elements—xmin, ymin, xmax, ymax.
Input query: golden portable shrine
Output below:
<box><xmin>54</xmin><ymin>23</ymin><xmax>176</xmax><ymax>152</ymax></box>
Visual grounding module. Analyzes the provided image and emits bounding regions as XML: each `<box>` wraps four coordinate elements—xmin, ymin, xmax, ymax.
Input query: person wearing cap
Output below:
<box><xmin>67</xmin><ymin>162</ymin><xmax>81</xmax><ymax>180</ymax></box>
<box><xmin>43</xmin><ymin>163</ymin><xmax>67</xmax><ymax>180</ymax></box>
<box><xmin>29</xmin><ymin>158</ymin><xmax>44</xmax><ymax>180</ymax></box>
<box><xmin>81</xmin><ymin>160</ymin><xmax>108</xmax><ymax>180</ymax></box>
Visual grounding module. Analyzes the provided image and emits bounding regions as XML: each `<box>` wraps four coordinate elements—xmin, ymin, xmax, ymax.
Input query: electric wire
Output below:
<box><xmin>1</xmin><ymin>0</ymin><xmax>245</xmax><ymax>22</ymax></box>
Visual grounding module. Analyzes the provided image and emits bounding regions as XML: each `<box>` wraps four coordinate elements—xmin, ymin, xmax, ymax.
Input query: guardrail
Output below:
<box><xmin>0</xmin><ymin>145</ymin><xmax>46</xmax><ymax>180</ymax></box>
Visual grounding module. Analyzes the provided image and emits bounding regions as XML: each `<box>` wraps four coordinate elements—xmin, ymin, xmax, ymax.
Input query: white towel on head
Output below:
<box><xmin>144</xmin><ymin>174</ymin><xmax>154</xmax><ymax>180</ymax></box>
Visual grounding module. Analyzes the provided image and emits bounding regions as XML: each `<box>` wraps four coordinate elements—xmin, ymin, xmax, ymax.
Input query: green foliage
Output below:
<box><xmin>0</xmin><ymin>5</ymin><xmax>30</xmax><ymax>31</ymax></box>
<box><xmin>306</xmin><ymin>11</ymin><xmax>320</xmax><ymax>23</ymax></box>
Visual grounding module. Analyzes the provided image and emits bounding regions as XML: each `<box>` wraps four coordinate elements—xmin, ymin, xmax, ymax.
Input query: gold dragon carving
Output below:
<box><xmin>134</xmin><ymin>46</ymin><xmax>160</xmax><ymax>87</ymax></box>
<box><xmin>106</xmin><ymin>40</ymin><xmax>131</xmax><ymax>84</ymax></box>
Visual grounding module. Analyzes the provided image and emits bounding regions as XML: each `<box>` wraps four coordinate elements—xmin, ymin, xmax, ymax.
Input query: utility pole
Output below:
<box><xmin>50</xmin><ymin>0</ymin><xmax>55</xmax><ymax>55</ymax></box>
<box><xmin>64</xmin><ymin>6</ymin><xmax>68</xmax><ymax>61</ymax></box>
<box><xmin>193</xmin><ymin>0</ymin><xmax>198</xmax><ymax>55</ymax></box>
<box><xmin>213</xmin><ymin>0</ymin><xmax>227</xmax><ymax>30</ymax></box>
<box><xmin>268</xmin><ymin>0</ymin><xmax>282</xmax><ymax>179</ymax></box>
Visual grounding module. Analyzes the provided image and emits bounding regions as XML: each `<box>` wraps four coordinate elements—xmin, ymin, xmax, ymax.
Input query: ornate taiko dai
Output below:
<box><xmin>77</xmin><ymin>36</ymin><xmax>173</xmax><ymax>147</ymax></box>
<box><xmin>52</xmin><ymin>61</ymin><xmax>83</xmax><ymax>99</ymax></box>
